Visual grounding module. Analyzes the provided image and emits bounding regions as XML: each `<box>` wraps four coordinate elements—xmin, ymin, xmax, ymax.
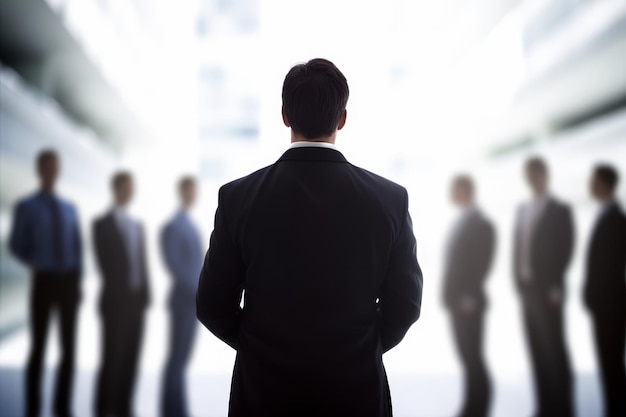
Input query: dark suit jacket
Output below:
<box><xmin>197</xmin><ymin>147</ymin><xmax>423</xmax><ymax>416</ymax></box>
<box><xmin>513</xmin><ymin>197</ymin><xmax>574</xmax><ymax>294</ymax></box>
<box><xmin>584</xmin><ymin>202</ymin><xmax>626</xmax><ymax>313</ymax></box>
<box><xmin>93</xmin><ymin>212</ymin><xmax>150</xmax><ymax>314</ymax></box>
<box><xmin>443</xmin><ymin>209</ymin><xmax>495</xmax><ymax>310</ymax></box>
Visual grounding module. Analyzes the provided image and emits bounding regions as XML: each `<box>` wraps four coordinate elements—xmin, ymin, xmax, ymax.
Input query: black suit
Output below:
<box><xmin>584</xmin><ymin>202</ymin><xmax>626</xmax><ymax>417</ymax></box>
<box><xmin>513</xmin><ymin>197</ymin><xmax>574</xmax><ymax>417</ymax></box>
<box><xmin>443</xmin><ymin>208</ymin><xmax>495</xmax><ymax>417</ymax></box>
<box><xmin>197</xmin><ymin>147</ymin><xmax>423</xmax><ymax>417</ymax></box>
<box><xmin>93</xmin><ymin>212</ymin><xmax>150</xmax><ymax>417</ymax></box>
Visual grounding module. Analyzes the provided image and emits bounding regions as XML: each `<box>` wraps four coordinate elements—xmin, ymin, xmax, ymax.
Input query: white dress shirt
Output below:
<box><xmin>518</xmin><ymin>194</ymin><xmax>550</xmax><ymax>282</ymax></box>
<box><xmin>113</xmin><ymin>207</ymin><xmax>143</xmax><ymax>291</ymax></box>
<box><xmin>594</xmin><ymin>199</ymin><xmax>613</xmax><ymax>226</ymax></box>
<box><xmin>289</xmin><ymin>141</ymin><xmax>338</xmax><ymax>151</ymax></box>
<box><xmin>446</xmin><ymin>205</ymin><xmax>477</xmax><ymax>259</ymax></box>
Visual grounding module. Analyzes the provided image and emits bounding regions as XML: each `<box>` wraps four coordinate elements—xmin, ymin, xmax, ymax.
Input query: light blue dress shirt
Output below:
<box><xmin>9</xmin><ymin>191</ymin><xmax>82</xmax><ymax>272</ymax></box>
<box><xmin>161</xmin><ymin>211</ymin><xmax>204</xmax><ymax>296</ymax></box>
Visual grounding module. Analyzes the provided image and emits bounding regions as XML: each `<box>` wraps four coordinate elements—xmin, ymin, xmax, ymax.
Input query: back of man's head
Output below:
<box><xmin>594</xmin><ymin>164</ymin><xmax>619</xmax><ymax>192</ymax></box>
<box><xmin>282</xmin><ymin>58</ymin><xmax>349</xmax><ymax>140</ymax></box>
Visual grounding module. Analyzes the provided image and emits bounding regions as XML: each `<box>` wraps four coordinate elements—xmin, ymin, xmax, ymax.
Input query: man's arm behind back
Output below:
<box><xmin>377</xmin><ymin>189</ymin><xmax>423</xmax><ymax>352</ymax></box>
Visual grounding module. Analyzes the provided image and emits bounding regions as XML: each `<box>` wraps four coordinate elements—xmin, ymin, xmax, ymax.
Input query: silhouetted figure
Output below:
<box><xmin>196</xmin><ymin>58</ymin><xmax>423</xmax><ymax>417</ymax></box>
<box><xmin>9</xmin><ymin>150</ymin><xmax>82</xmax><ymax>417</ymax></box>
<box><xmin>160</xmin><ymin>177</ymin><xmax>203</xmax><ymax>417</ymax></box>
<box><xmin>583</xmin><ymin>164</ymin><xmax>626</xmax><ymax>417</ymax></box>
<box><xmin>513</xmin><ymin>157</ymin><xmax>574</xmax><ymax>417</ymax></box>
<box><xmin>443</xmin><ymin>176</ymin><xmax>495</xmax><ymax>417</ymax></box>
<box><xmin>93</xmin><ymin>172</ymin><xmax>150</xmax><ymax>417</ymax></box>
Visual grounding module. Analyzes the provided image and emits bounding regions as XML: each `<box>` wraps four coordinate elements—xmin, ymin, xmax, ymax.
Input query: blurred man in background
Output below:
<box><xmin>9</xmin><ymin>149</ymin><xmax>82</xmax><ymax>417</ymax></box>
<box><xmin>196</xmin><ymin>58</ymin><xmax>423</xmax><ymax>416</ymax></box>
<box><xmin>93</xmin><ymin>172</ymin><xmax>150</xmax><ymax>417</ymax></box>
<box><xmin>584</xmin><ymin>164</ymin><xmax>626</xmax><ymax>417</ymax></box>
<box><xmin>513</xmin><ymin>157</ymin><xmax>575</xmax><ymax>417</ymax></box>
<box><xmin>443</xmin><ymin>175</ymin><xmax>495</xmax><ymax>417</ymax></box>
<box><xmin>160</xmin><ymin>176</ymin><xmax>203</xmax><ymax>417</ymax></box>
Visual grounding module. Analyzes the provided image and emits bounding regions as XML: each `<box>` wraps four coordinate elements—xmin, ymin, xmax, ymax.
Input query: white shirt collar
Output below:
<box><xmin>533</xmin><ymin>193</ymin><xmax>550</xmax><ymax>204</ymax></box>
<box><xmin>113</xmin><ymin>206</ymin><xmax>132</xmax><ymax>222</ymax></box>
<box><xmin>597</xmin><ymin>198</ymin><xmax>614</xmax><ymax>217</ymax></box>
<box><xmin>289</xmin><ymin>141</ymin><xmax>338</xmax><ymax>151</ymax></box>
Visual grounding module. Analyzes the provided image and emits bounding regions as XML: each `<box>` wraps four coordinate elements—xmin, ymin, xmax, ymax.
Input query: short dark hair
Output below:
<box><xmin>282</xmin><ymin>58</ymin><xmax>349</xmax><ymax>139</ymax></box>
<box><xmin>36</xmin><ymin>149</ymin><xmax>58</xmax><ymax>168</ymax></box>
<box><xmin>111</xmin><ymin>171</ymin><xmax>132</xmax><ymax>190</ymax></box>
<box><xmin>453</xmin><ymin>175</ymin><xmax>474</xmax><ymax>197</ymax></box>
<box><xmin>526</xmin><ymin>156</ymin><xmax>548</xmax><ymax>175</ymax></box>
<box><xmin>178</xmin><ymin>176</ymin><xmax>196</xmax><ymax>191</ymax></box>
<box><xmin>594</xmin><ymin>164</ymin><xmax>619</xmax><ymax>191</ymax></box>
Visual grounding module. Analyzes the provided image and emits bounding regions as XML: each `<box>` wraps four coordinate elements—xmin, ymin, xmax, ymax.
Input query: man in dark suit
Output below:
<box><xmin>160</xmin><ymin>176</ymin><xmax>204</xmax><ymax>417</ymax></box>
<box><xmin>196</xmin><ymin>58</ymin><xmax>423</xmax><ymax>417</ymax></box>
<box><xmin>513</xmin><ymin>157</ymin><xmax>575</xmax><ymax>417</ymax></box>
<box><xmin>443</xmin><ymin>175</ymin><xmax>495</xmax><ymax>417</ymax></box>
<box><xmin>583</xmin><ymin>164</ymin><xmax>626</xmax><ymax>417</ymax></box>
<box><xmin>93</xmin><ymin>172</ymin><xmax>150</xmax><ymax>417</ymax></box>
<box><xmin>9</xmin><ymin>150</ymin><xmax>82</xmax><ymax>417</ymax></box>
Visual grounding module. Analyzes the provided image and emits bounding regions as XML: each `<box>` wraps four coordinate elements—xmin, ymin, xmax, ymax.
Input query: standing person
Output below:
<box><xmin>584</xmin><ymin>164</ymin><xmax>626</xmax><ymax>417</ymax></box>
<box><xmin>9</xmin><ymin>149</ymin><xmax>82</xmax><ymax>417</ymax></box>
<box><xmin>196</xmin><ymin>58</ymin><xmax>423</xmax><ymax>416</ymax></box>
<box><xmin>443</xmin><ymin>175</ymin><xmax>495</xmax><ymax>417</ymax></box>
<box><xmin>513</xmin><ymin>157</ymin><xmax>575</xmax><ymax>417</ymax></box>
<box><xmin>93</xmin><ymin>172</ymin><xmax>150</xmax><ymax>417</ymax></box>
<box><xmin>160</xmin><ymin>176</ymin><xmax>204</xmax><ymax>417</ymax></box>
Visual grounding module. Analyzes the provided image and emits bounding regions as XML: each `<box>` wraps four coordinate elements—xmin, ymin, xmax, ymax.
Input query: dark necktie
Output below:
<box><xmin>46</xmin><ymin>195</ymin><xmax>65</xmax><ymax>270</ymax></box>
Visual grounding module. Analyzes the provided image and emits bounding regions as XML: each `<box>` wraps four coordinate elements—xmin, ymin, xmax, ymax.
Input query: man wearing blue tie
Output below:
<box><xmin>160</xmin><ymin>176</ymin><xmax>204</xmax><ymax>417</ymax></box>
<box><xmin>9</xmin><ymin>149</ymin><xmax>82</xmax><ymax>417</ymax></box>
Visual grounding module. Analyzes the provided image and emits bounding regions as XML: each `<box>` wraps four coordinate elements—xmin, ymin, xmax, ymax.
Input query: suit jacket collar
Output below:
<box><xmin>278</xmin><ymin>147</ymin><xmax>348</xmax><ymax>163</ymax></box>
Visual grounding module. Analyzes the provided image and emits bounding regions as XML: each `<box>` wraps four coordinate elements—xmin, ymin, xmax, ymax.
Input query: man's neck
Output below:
<box><xmin>290</xmin><ymin>132</ymin><xmax>336</xmax><ymax>144</ymax></box>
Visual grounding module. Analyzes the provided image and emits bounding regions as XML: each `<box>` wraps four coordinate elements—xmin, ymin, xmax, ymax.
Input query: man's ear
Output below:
<box><xmin>337</xmin><ymin>109</ymin><xmax>347</xmax><ymax>130</ymax></box>
<box><xmin>282</xmin><ymin>106</ymin><xmax>290</xmax><ymax>128</ymax></box>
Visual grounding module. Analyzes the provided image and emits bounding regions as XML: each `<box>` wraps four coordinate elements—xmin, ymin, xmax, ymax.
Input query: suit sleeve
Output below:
<box><xmin>512</xmin><ymin>206</ymin><xmax>522</xmax><ymax>280</ymax></box>
<box><xmin>473</xmin><ymin>220</ymin><xmax>496</xmax><ymax>288</ymax></box>
<box><xmin>139</xmin><ymin>224</ymin><xmax>151</xmax><ymax>305</ymax></box>
<box><xmin>378</xmin><ymin>190</ymin><xmax>423</xmax><ymax>353</ymax></box>
<box><xmin>9</xmin><ymin>202</ymin><xmax>32</xmax><ymax>266</ymax></box>
<box><xmin>92</xmin><ymin>220</ymin><xmax>107</xmax><ymax>278</ymax></box>
<box><xmin>196</xmin><ymin>187</ymin><xmax>245</xmax><ymax>350</ymax></box>
<box><xmin>73</xmin><ymin>206</ymin><xmax>83</xmax><ymax>275</ymax></box>
<box><xmin>553</xmin><ymin>204</ymin><xmax>574</xmax><ymax>287</ymax></box>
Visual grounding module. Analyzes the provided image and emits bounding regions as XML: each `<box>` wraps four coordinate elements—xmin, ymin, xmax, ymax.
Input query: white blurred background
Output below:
<box><xmin>1</xmin><ymin>0</ymin><xmax>625</xmax><ymax>416</ymax></box>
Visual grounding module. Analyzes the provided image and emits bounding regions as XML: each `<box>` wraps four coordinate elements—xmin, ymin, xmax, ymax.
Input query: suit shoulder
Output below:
<box><xmin>219</xmin><ymin>165</ymin><xmax>273</xmax><ymax>196</ymax></box>
<box><xmin>551</xmin><ymin>197</ymin><xmax>571</xmax><ymax>211</ymax></box>
<box><xmin>15</xmin><ymin>192</ymin><xmax>41</xmax><ymax>210</ymax></box>
<box><xmin>348</xmin><ymin>164</ymin><xmax>408</xmax><ymax>196</ymax></box>
<box><xmin>58</xmin><ymin>196</ymin><xmax>77</xmax><ymax>212</ymax></box>
<box><xmin>476</xmin><ymin>210</ymin><xmax>494</xmax><ymax>229</ymax></box>
<box><xmin>218</xmin><ymin>165</ymin><xmax>273</xmax><ymax>202</ymax></box>
<box><xmin>607</xmin><ymin>204</ymin><xmax>626</xmax><ymax>226</ymax></box>
<box><xmin>92</xmin><ymin>213</ymin><xmax>111</xmax><ymax>229</ymax></box>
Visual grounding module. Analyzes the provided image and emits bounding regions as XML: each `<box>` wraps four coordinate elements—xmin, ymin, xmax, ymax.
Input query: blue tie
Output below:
<box><xmin>46</xmin><ymin>194</ymin><xmax>65</xmax><ymax>270</ymax></box>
